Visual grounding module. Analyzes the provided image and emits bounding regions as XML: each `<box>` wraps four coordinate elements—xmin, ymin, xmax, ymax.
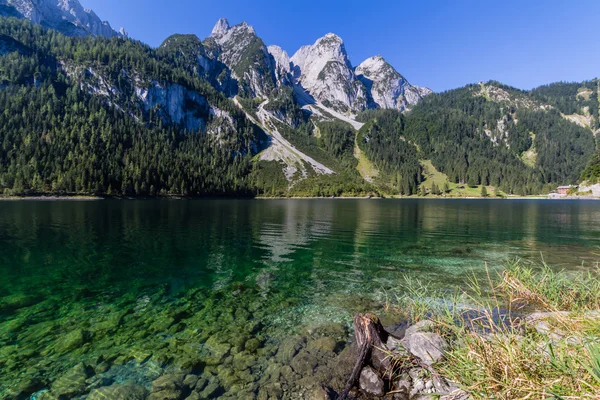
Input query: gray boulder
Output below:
<box><xmin>359</xmin><ymin>366</ymin><xmax>384</xmax><ymax>396</ymax></box>
<box><xmin>401</xmin><ymin>321</ymin><xmax>448</xmax><ymax>365</ymax></box>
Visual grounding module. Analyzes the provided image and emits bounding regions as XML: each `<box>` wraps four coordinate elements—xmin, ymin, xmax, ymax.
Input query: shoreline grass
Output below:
<box><xmin>389</xmin><ymin>260</ymin><xmax>600</xmax><ymax>399</ymax></box>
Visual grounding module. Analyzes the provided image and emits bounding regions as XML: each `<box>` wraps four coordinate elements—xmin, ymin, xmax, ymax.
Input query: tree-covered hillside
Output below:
<box><xmin>531</xmin><ymin>80</ymin><xmax>599</xmax><ymax>130</ymax></box>
<box><xmin>0</xmin><ymin>16</ymin><xmax>597</xmax><ymax>198</ymax></box>
<box><xmin>400</xmin><ymin>83</ymin><xmax>596</xmax><ymax>195</ymax></box>
<box><xmin>0</xmin><ymin>17</ymin><xmax>261</xmax><ymax>196</ymax></box>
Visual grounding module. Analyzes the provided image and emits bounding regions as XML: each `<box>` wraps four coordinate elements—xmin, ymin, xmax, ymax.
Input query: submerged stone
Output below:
<box><xmin>275</xmin><ymin>336</ymin><xmax>306</xmax><ymax>364</ymax></box>
<box><xmin>88</xmin><ymin>384</ymin><xmax>148</xmax><ymax>400</ymax></box>
<box><xmin>49</xmin><ymin>363</ymin><xmax>93</xmax><ymax>399</ymax></box>
<box><xmin>54</xmin><ymin>329</ymin><xmax>86</xmax><ymax>354</ymax></box>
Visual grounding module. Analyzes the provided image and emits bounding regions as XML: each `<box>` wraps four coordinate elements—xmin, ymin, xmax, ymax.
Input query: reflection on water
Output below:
<box><xmin>0</xmin><ymin>199</ymin><xmax>599</xmax><ymax>396</ymax></box>
<box><xmin>1</xmin><ymin>199</ymin><xmax>599</xmax><ymax>304</ymax></box>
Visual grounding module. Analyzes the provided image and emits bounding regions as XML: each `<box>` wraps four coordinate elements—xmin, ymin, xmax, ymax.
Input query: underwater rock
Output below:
<box><xmin>49</xmin><ymin>363</ymin><xmax>93</xmax><ymax>399</ymax></box>
<box><xmin>54</xmin><ymin>328</ymin><xmax>86</xmax><ymax>354</ymax></box>
<box><xmin>309</xmin><ymin>385</ymin><xmax>334</xmax><ymax>400</ymax></box>
<box><xmin>257</xmin><ymin>382</ymin><xmax>283</xmax><ymax>400</ymax></box>
<box><xmin>307</xmin><ymin>336</ymin><xmax>339</xmax><ymax>354</ymax></box>
<box><xmin>203</xmin><ymin>335</ymin><xmax>232</xmax><ymax>365</ymax></box>
<box><xmin>4</xmin><ymin>376</ymin><xmax>45</xmax><ymax>399</ymax></box>
<box><xmin>88</xmin><ymin>383</ymin><xmax>149</xmax><ymax>400</ymax></box>
<box><xmin>182</xmin><ymin>374</ymin><xmax>199</xmax><ymax>390</ymax></box>
<box><xmin>0</xmin><ymin>293</ymin><xmax>42</xmax><ymax>313</ymax></box>
<box><xmin>232</xmin><ymin>352</ymin><xmax>257</xmax><ymax>371</ymax></box>
<box><xmin>149</xmin><ymin>373</ymin><xmax>187</xmax><ymax>400</ymax></box>
<box><xmin>275</xmin><ymin>336</ymin><xmax>306</xmax><ymax>364</ymax></box>
<box><xmin>359</xmin><ymin>366</ymin><xmax>384</xmax><ymax>396</ymax></box>
<box><xmin>290</xmin><ymin>349</ymin><xmax>318</xmax><ymax>375</ymax></box>
<box><xmin>197</xmin><ymin>378</ymin><xmax>223</xmax><ymax>399</ymax></box>
<box><xmin>244</xmin><ymin>337</ymin><xmax>261</xmax><ymax>353</ymax></box>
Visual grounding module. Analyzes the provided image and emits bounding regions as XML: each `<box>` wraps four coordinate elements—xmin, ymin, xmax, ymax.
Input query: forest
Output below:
<box><xmin>0</xmin><ymin>17</ymin><xmax>597</xmax><ymax>198</ymax></box>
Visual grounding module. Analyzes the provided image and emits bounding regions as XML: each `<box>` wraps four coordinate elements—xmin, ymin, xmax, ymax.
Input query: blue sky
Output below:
<box><xmin>79</xmin><ymin>0</ymin><xmax>599</xmax><ymax>92</ymax></box>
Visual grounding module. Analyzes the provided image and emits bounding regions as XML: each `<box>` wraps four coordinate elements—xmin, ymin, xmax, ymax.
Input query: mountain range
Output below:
<box><xmin>0</xmin><ymin>0</ymin><xmax>598</xmax><ymax>198</ymax></box>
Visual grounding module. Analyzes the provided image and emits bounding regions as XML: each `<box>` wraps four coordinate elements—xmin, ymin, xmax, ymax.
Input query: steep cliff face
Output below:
<box><xmin>159</xmin><ymin>34</ymin><xmax>236</xmax><ymax>96</ymax></box>
<box><xmin>356</xmin><ymin>56</ymin><xmax>431</xmax><ymax>111</ymax></box>
<box><xmin>0</xmin><ymin>0</ymin><xmax>122</xmax><ymax>37</ymax></box>
<box><xmin>135</xmin><ymin>82</ymin><xmax>210</xmax><ymax>132</ymax></box>
<box><xmin>208</xmin><ymin>19</ymin><xmax>277</xmax><ymax>98</ymax></box>
<box><xmin>291</xmin><ymin>33</ymin><xmax>368</xmax><ymax>114</ymax></box>
<box><xmin>267</xmin><ymin>45</ymin><xmax>292</xmax><ymax>86</ymax></box>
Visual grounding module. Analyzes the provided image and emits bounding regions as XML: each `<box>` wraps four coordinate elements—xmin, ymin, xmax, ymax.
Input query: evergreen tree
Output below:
<box><xmin>481</xmin><ymin>186</ymin><xmax>488</xmax><ymax>197</ymax></box>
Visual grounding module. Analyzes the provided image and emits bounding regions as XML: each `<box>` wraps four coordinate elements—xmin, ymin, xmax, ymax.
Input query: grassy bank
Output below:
<box><xmin>390</xmin><ymin>260</ymin><xmax>600</xmax><ymax>399</ymax></box>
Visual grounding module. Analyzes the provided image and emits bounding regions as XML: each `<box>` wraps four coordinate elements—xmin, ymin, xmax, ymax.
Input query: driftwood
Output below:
<box><xmin>338</xmin><ymin>314</ymin><xmax>390</xmax><ymax>400</ymax></box>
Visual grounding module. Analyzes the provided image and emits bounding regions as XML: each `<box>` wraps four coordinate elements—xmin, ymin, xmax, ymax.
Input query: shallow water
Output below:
<box><xmin>1</xmin><ymin>199</ymin><xmax>599</xmax><ymax>398</ymax></box>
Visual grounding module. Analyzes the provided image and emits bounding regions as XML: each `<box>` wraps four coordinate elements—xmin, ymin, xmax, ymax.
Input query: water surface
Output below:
<box><xmin>1</xmin><ymin>199</ymin><xmax>599</xmax><ymax>398</ymax></box>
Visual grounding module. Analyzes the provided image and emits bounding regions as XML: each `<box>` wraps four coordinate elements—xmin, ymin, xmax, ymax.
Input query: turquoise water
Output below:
<box><xmin>1</xmin><ymin>199</ymin><xmax>599</xmax><ymax>398</ymax></box>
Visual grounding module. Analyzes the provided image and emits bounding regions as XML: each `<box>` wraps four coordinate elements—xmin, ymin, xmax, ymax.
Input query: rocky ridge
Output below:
<box><xmin>208</xmin><ymin>19</ymin><xmax>277</xmax><ymax>98</ymax></box>
<box><xmin>356</xmin><ymin>56</ymin><xmax>431</xmax><ymax>111</ymax></box>
<box><xmin>0</xmin><ymin>0</ymin><xmax>123</xmax><ymax>37</ymax></box>
<box><xmin>290</xmin><ymin>33</ymin><xmax>368</xmax><ymax>114</ymax></box>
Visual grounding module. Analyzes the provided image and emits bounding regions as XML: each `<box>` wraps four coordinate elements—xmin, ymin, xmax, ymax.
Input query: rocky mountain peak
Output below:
<box><xmin>356</xmin><ymin>55</ymin><xmax>430</xmax><ymax>111</ymax></box>
<box><xmin>210</xmin><ymin>18</ymin><xmax>230</xmax><ymax>37</ymax></box>
<box><xmin>0</xmin><ymin>0</ymin><xmax>122</xmax><ymax>37</ymax></box>
<box><xmin>356</xmin><ymin>56</ymin><xmax>404</xmax><ymax>82</ymax></box>
<box><xmin>268</xmin><ymin>45</ymin><xmax>291</xmax><ymax>84</ymax></box>
<box><xmin>290</xmin><ymin>32</ymin><xmax>366</xmax><ymax>113</ymax></box>
<box><xmin>206</xmin><ymin>18</ymin><xmax>276</xmax><ymax>98</ymax></box>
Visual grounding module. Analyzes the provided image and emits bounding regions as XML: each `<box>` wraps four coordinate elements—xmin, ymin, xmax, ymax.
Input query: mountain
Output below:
<box><xmin>206</xmin><ymin>18</ymin><xmax>277</xmax><ymax>98</ymax></box>
<box><xmin>0</xmin><ymin>17</ymin><xmax>263</xmax><ymax>196</ymax></box>
<box><xmin>356</xmin><ymin>56</ymin><xmax>431</xmax><ymax>111</ymax></box>
<box><xmin>0</xmin><ymin>0</ymin><xmax>123</xmax><ymax>37</ymax></box>
<box><xmin>0</xmin><ymin>15</ymin><xmax>597</xmax><ymax>198</ymax></box>
<box><xmin>290</xmin><ymin>33</ymin><xmax>368</xmax><ymax>114</ymax></box>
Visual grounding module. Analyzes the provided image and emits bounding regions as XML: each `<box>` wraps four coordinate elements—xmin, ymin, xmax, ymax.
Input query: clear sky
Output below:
<box><xmin>79</xmin><ymin>0</ymin><xmax>599</xmax><ymax>92</ymax></box>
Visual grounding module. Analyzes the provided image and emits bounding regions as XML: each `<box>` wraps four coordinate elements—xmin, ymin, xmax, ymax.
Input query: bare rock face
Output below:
<box><xmin>356</xmin><ymin>55</ymin><xmax>431</xmax><ymax>111</ymax></box>
<box><xmin>291</xmin><ymin>33</ymin><xmax>368</xmax><ymax>113</ymax></box>
<box><xmin>210</xmin><ymin>18</ymin><xmax>230</xmax><ymax>38</ymax></box>
<box><xmin>208</xmin><ymin>18</ymin><xmax>277</xmax><ymax>98</ymax></box>
<box><xmin>359</xmin><ymin>366</ymin><xmax>384</xmax><ymax>396</ymax></box>
<box><xmin>135</xmin><ymin>82</ymin><xmax>209</xmax><ymax>132</ymax></box>
<box><xmin>268</xmin><ymin>45</ymin><xmax>292</xmax><ymax>85</ymax></box>
<box><xmin>0</xmin><ymin>0</ymin><xmax>123</xmax><ymax>37</ymax></box>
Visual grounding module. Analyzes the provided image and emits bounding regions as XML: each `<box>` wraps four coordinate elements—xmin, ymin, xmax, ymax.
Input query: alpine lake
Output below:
<box><xmin>1</xmin><ymin>199</ymin><xmax>599</xmax><ymax>399</ymax></box>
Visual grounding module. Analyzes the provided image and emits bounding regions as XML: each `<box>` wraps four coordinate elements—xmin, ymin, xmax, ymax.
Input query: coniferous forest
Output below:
<box><xmin>0</xmin><ymin>17</ymin><xmax>598</xmax><ymax>197</ymax></box>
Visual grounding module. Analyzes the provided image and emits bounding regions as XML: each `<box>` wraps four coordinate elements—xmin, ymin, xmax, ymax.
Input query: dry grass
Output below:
<box><xmin>390</xmin><ymin>260</ymin><xmax>600</xmax><ymax>399</ymax></box>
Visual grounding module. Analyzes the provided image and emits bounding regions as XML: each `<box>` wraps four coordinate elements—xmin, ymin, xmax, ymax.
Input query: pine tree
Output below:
<box><xmin>481</xmin><ymin>186</ymin><xmax>488</xmax><ymax>197</ymax></box>
<box><xmin>443</xmin><ymin>182</ymin><xmax>450</xmax><ymax>194</ymax></box>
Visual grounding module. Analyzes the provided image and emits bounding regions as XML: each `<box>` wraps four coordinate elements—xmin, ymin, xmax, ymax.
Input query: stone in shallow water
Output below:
<box><xmin>149</xmin><ymin>373</ymin><xmax>189</xmax><ymax>400</ymax></box>
<box><xmin>290</xmin><ymin>349</ymin><xmax>318</xmax><ymax>375</ymax></box>
<box><xmin>359</xmin><ymin>366</ymin><xmax>384</xmax><ymax>396</ymax></box>
<box><xmin>197</xmin><ymin>379</ymin><xmax>223</xmax><ymax>398</ymax></box>
<box><xmin>275</xmin><ymin>336</ymin><xmax>306</xmax><ymax>364</ymax></box>
<box><xmin>232</xmin><ymin>352</ymin><xmax>257</xmax><ymax>371</ymax></box>
<box><xmin>54</xmin><ymin>329</ymin><xmax>86</xmax><ymax>354</ymax></box>
<box><xmin>244</xmin><ymin>337</ymin><xmax>261</xmax><ymax>353</ymax></box>
<box><xmin>88</xmin><ymin>383</ymin><xmax>148</xmax><ymax>400</ymax></box>
<box><xmin>49</xmin><ymin>363</ymin><xmax>93</xmax><ymax>398</ymax></box>
<box><xmin>203</xmin><ymin>335</ymin><xmax>232</xmax><ymax>365</ymax></box>
<box><xmin>183</xmin><ymin>374</ymin><xmax>199</xmax><ymax>390</ymax></box>
<box><xmin>307</xmin><ymin>336</ymin><xmax>339</xmax><ymax>354</ymax></box>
